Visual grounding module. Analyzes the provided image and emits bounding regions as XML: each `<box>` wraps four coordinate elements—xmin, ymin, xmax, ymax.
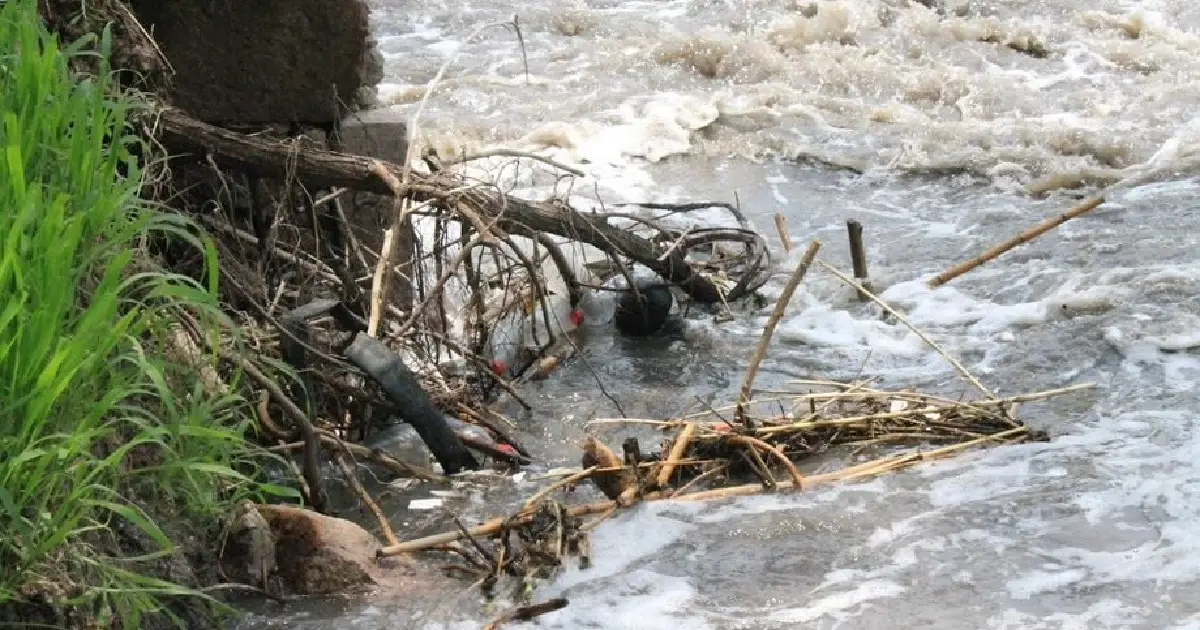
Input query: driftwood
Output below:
<box><xmin>483</xmin><ymin>597</ymin><xmax>570</xmax><ymax>630</ymax></box>
<box><xmin>736</xmin><ymin>241</ymin><xmax>822</xmax><ymax>421</ymax></box>
<box><xmin>929</xmin><ymin>196</ymin><xmax>1105</xmax><ymax>288</ymax></box>
<box><xmin>343</xmin><ymin>333</ymin><xmax>479</xmax><ymax>474</ymax></box>
<box><xmin>156</xmin><ymin>107</ymin><xmax>746</xmax><ymax>304</ymax></box>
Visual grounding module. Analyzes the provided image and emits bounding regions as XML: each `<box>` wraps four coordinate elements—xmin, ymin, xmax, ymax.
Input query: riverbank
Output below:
<box><xmin>0</xmin><ymin>1</ymin><xmax>291</xmax><ymax>627</ymax></box>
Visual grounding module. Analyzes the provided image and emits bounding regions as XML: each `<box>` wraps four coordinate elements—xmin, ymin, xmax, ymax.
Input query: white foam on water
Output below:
<box><xmin>764</xmin><ymin>579</ymin><xmax>907</xmax><ymax>624</ymax></box>
<box><xmin>536</xmin><ymin>570</ymin><xmax>713</xmax><ymax>630</ymax></box>
<box><xmin>547</xmin><ymin>502</ymin><xmax>701</xmax><ymax>592</ymax></box>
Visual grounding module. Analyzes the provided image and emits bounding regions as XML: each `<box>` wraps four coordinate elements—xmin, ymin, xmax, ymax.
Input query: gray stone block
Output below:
<box><xmin>128</xmin><ymin>0</ymin><xmax>379</xmax><ymax>124</ymax></box>
<box><xmin>335</xmin><ymin>109</ymin><xmax>410</xmax><ymax>165</ymax></box>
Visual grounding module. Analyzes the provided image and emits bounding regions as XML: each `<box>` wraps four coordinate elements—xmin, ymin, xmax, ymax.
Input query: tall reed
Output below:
<box><xmin>0</xmin><ymin>1</ymin><xmax>292</xmax><ymax>625</ymax></box>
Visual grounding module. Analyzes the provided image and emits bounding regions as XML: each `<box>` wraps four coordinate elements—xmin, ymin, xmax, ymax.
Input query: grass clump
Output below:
<box><xmin>0</xmin><ymin>0</ymin><xmax>294</xmax><ymax>626</ymax></box>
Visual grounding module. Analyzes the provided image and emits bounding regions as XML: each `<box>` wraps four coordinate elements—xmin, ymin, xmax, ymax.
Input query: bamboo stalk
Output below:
<box><xmin>928</xmin><ymin>196</ymin><xmax>1104</xmax><ymax>288</ymax></box>
<box><xmin>737</xmin><ymin>240</ymin><xmax>822</xmax><ymax>419</ymax></box>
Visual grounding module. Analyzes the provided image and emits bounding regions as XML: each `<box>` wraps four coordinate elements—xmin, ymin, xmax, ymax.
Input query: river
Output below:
<box><xmin>240</xmin><ymin>0</ymin><xmax>1200</xmax><ymax>627</ymax></box>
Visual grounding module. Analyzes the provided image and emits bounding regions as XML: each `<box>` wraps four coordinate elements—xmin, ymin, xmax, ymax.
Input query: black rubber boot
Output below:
<box><xmin>613</xmin><ymin>281</ymin><xmax>674</xmax><ymax>337</ymax></box>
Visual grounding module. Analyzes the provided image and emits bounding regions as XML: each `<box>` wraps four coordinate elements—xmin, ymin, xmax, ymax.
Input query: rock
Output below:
<box><xmin>334</xmin><ymin>109</ymin><xmax>414</xmax><ymax>311</ymax></box>
<box><xmin>222</xmin><ymin>503</ymin><xmax>429</xmax><ymax>597</ymax></box>
<box><xmin>336</xmin><ymin>109</ymin><xmax>410</xmax><ymax>164</ymax></box>
<box><xmin>127</xmin><ymin>0</ymin><xmax>380</xmax><ymax>123</ymax></box>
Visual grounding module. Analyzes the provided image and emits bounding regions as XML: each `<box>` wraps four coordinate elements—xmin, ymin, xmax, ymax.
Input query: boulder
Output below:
<box><xmin>222</xmin><ymin>503</ymin><xmax>427</xmax><ymax>597</ymax></box>
<box><xmin>126</xmin><ymin>0</ymin><xmax>382</xmax><ymax>123</ymax></box>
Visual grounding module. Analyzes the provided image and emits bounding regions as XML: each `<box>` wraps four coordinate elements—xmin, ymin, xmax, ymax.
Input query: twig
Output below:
<box><xmin>736</xmin><ymin>240</ymin><xmax>821</xmax><ymax>421</ymax></box>
<box><xmin>928</xmin><ymin>196</ymin><xmax>1104</xmax><ymax>288</ymax></box>
<box><xmin>522</xmin><ymin>467</ymin><xmax>597</xmax><ymax>512</ymax></box>
<box><xmin>379</xmin><ymin>426</ymin><xmax>1030</xmax><ymax>556</ymax></box>
<box><xmin>453</xmin><ymin>515</ymin><xmax>496</xmax><ymax>573</ymax></box>
<box><xmin>726</xmin><ymin>434</ymin><xmax>805</xmax><ymax>489</ymax></box>
<box><xmin>333</xmin><ymin>453</ymin><xmax>401</xmax><ymax>547</ymax></box>
<box><xmin>446</xmin><ymin>149</ymin><xmax>585</xmax><ymax>177</ymax></box>
<box><xmin>817</xmin><ymin>260</ymin><xmax>996</xmax><ymax>400</ymax></box>
<box><xmin>669</xmin><ymin>463</ymin><xmax>729</xmax><ymax>498</ymax></box>
<box><xmin>237</xmin><ymin>356</ymin><xmax>326</xmax><ymax>512</ymax></box>
<box><xmin>368</xmin><ymin>224</ymin><xmax>398</xmax><ymax>337</ymax></box>
<box><xmin>267</xmin><ymin>433</ymin><xmax>442</xmax><ymax>481</ymax></box>
<box><xmin>482</xmin><ymin>597</ymin><xmax>569</xmax><ymax>630</ymax></box>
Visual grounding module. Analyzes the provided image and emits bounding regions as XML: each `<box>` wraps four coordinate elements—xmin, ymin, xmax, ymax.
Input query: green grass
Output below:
<box><xmin>0</xmin><ymin>1</ymin><xmax>296</xmax><ymax>626</ymax></box>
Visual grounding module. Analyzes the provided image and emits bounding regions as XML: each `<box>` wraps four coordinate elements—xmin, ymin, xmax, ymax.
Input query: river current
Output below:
<box><xmin>241</xmin><ymin>0</ymin><xmax>1200</xmax><ymax>628</ymax></box>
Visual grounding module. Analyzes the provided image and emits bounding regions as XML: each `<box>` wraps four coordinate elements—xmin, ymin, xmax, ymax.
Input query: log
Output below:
<box><xmin>342</xmin><ymin>333</ymin><xmax>479</xmax><ymax>474</ymax></box>
<box><xmin>156</xmin><ymin>107</ymin><xmax>734</xmax><ymax>303</ymax></box>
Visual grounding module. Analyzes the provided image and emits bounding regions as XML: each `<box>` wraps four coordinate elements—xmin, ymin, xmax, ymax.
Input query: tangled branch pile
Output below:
<box><xmin>374</xmin><ymin>242</ymin><xmax>1095</xmax><ymax>608</ymax></box>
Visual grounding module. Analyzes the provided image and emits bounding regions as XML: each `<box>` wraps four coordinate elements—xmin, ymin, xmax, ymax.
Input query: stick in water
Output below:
<box><xmin>818</xmin><ymin>260</ymin><xmax>995</xmax><ymax>400</ymax></box>
<box><xmin>483</xmin><ymin>597</ymin><xmax>570</xmax><ymax>630</ymax></box>
<box><xmin>737</xmin><ymin>240</ymin><xmax>822</xmax><ymax>422</ymax></box>
<box><xmin>774</xmin><ymin>213</ymin><xmax>793</xmax><ymax>254</ymax></box>
<box><xmin>928</xmin><ymin>196</ymin><xmax>1104</xmax><ymax>288</ymax></box>
<box><xmin>846</xmin><ymin>219</ymin><xmax>871</xmax><ymax>301</ymax></box>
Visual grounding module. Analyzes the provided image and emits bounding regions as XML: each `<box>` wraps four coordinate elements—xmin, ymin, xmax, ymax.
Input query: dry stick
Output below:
<box><xmin>380</xmin><ymin>427</ymin><xmax>1030</xmax><ymax>556</ymax></box>
<box><xmin>366</xmin><ymin>163</ymin><xmax>415</xmax><ymax>337</ymax></box>
<box><xmin>736</xmin><ymin>240</ymin><xmax>822</xmax><ymax>421</ymax></box>
<box><xmin>669</xmin><ymin>463</ymin><xmax>730</xmax><ymax>498</ymax></box>
<box><xmin>676</xmin><ymin>427</ymin><xmax>1030</xmax><ymax>502</ymax></box>
<box><xmin>846</xmin><ymin>219</ymin><xmax>871</xmax><ymax>301</ymax></box>
<box><xmin>482</xmin><ymin>597</ymin><xmax>570</xmax><ymax>630</ymax></box>
<box><xmin>773</xmin><ymin>213</ymin><xmax>793</xmax><ymax>254</ymax></box>
<box><xmin>726</xmin><ymin>434</ymin><xmax>806</xmax><ymax>489</ymax></box>
<box><xmin>446</xmin><ymin>149</ymin><xmax>585</xmax><ymax>177</ymax></box>
<box><xmin>655</xmin><ymin>423</ymin><xmax>697</xmax><ymax>488</ymax></box>
<box><xmin>256</xmin><ymin>393</ymin><xmax>311</xmax><ymax>502</ymax></box>
<box><xmin>268</xmin><ymin>433</ymin><xmax>442</xmax><ymax>481</ymax></box>
<box><xmin>928</xmin><ymin>196</ymin><xmax>1105</xmax><ymax>288</ymax></box>
<box><xmin>818</xmin><ymin>260</ymin><xmax>996</xmax><ymax>401</ymax></box>
<box><xmin>333</xmin><ymin>454</ymin><xmax>401</xmax><ymax>548</ymax></box>
<box><xmin>237</xmin><ymin>356</ymin><xmax>326</xmax><ymax>512</ymax></box>
<box><xmin>451</xmin><ymin>516</ymin><xmax>496</xmax><ymax>573</ymax></box>
<box><xmin>367</xmin><ymin>225</ymin><xmax>397</xmax><ymax>337</ymax></box>
<box><xmin>522</xmin><ymin>467</ymin><xmax>597</xmax><ymax>513</ymax></box>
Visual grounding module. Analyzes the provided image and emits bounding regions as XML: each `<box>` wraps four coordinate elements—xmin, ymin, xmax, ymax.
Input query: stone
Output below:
<box><xmin>259</xmin><ymin>504</ymin><xmax>382</xmax><ymax>595</ymax></box>
<box><xmin>222</xmin><ymin>503</ymin><xmax>431</xmax><ymax>597</ymax></box>
<box><xmin>334</xmin><ymin>109</ymin><xmax>414</xmax><ymax>311</ymax></box>
<box><xmin>127</xmin><ymin>0</ymin><xmax>381</xmax><ymax>124</ymax></box>
<box><xmin>336</xmin><ymin>109</ymin><xmax>411</xmax><ymax>165</ymax></box>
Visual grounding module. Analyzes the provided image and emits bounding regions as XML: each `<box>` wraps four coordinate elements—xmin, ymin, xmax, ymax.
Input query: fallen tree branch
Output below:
<box><xmin>155</xmin><ymin>106</ymin><xmax>740</xmax><ymax>303</ymax></box>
